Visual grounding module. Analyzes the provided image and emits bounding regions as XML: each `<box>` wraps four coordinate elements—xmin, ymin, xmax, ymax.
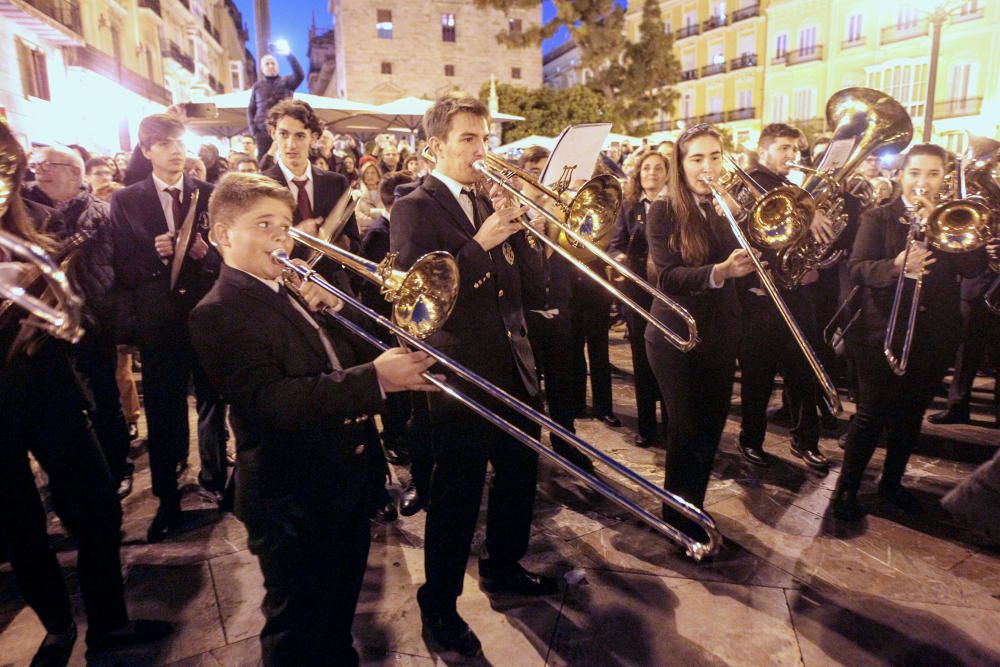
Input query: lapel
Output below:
<box><xmin>424</xmin><ymin>175</ymin><xmax>477</xmax><ymax>239</ymax></box>
<box><xmin>221</xmin><ymin>265</ymin><xmax>330</xmax><ymax>364</ymax></box>
<box><xmin>312</xmin><ymin>168</ymin><xmax>335</xmax><ymax>219</ymax></box>
<box><xmin>134</xmin><ymin>176</ymin><xmax>169</xmax><ymax>239</ymax></box>
<box><xmin>884</xmin><ymin>198</ymin><xmax>910</xmax><ymax>251</ymax></box>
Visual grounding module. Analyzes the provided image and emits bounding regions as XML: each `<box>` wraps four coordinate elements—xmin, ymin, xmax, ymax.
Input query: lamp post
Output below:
<box><xmin>914</xmin><ymin>1</ymin><xmax>964</xmax><ymax>142</ymax></box>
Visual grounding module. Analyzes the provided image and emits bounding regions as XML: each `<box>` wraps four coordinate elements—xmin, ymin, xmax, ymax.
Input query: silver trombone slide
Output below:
<box><xmin>274</xmin><ymin>250</ymin><xmax>723</xmax><ymax>562</ymax></box>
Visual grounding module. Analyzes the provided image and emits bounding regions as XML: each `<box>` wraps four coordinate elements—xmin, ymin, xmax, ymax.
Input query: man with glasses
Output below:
<box><xmin>85</xmin><ymin>157</ymin><xmax>116</xmax><ymax>190</ymax></box>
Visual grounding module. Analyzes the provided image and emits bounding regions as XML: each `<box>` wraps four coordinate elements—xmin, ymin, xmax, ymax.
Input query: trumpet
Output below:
<box><xmin>277</xmin><ymin>230</ymin><xmax>723</xmax><ymax>561</ymax></box>
<box><xmin>0</xmin><ymin>229</ymin><xmax>84</xmax><ymax>344</ymax></box>
<box><xmin>884</xmin><ymin>179</ymin><xmax>993</xmax><ymax>375</ymax></box>
<box><xmin>702</xmin><ymin>174</ymin><xmax>843</xmax><ymax>415</ymax></box>
<box><xmin>473</xmin><ymin>153</ymin><xmax>700</xmax><ymax>352</ymax></box>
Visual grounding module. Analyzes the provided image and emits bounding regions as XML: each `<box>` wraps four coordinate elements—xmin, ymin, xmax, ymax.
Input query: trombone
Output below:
<box><xmin>277</xmin><ymin>228</ymin><xmax>723</xmax><ymax>561</ymax></box>
<box><xmin>473</xmin><ymin>153</ymin><xmax>700</xmax><ymax>352</ymax></box>
<box><xmin>0</xmin><ymin>229</ymin><xmax>84</xmax><ymax>343</ymax></box>
<box><xmin>701</xmin><ymin>175</ymin><xmax>844</xmax><ymax>415</ymax></box>
<box><xmin>884</xmin><ymin>175</ymin><xmax>993</xmax><ymax>375</ymax></box>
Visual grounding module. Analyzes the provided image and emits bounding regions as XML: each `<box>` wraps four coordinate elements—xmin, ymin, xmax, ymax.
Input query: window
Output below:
<box><xmin>709</xmin><ymin>94</ymin><xmax>723</xmax><ymax>113</ymax></box>
<box><xmin>377</xmin><ymin>9</ymin><xmax>393</xmax><ymax>39</ymax></box>
<box><xmin>738</xmin><ymin>87</ymin><xmax>753</xmax><ymax>109</ymax></box>
<box><xmin>444</xmin><ymin>64</ymin><xmax>455</xmax><ymax>77</ymax></box>
<box><xmin>680</xmin><ymin>92</ymin><xmax>694</xmax><ymax>119</ymax></box>
<box><xmin>896</xmin><ymin>8</ymin><xmax>919</xmax><ymax>30</ymax></box>
<box><xmin>508</xmin><ymin>18</ymin><xmax>522</xmax><ymax>38</ymax></box>
<box><xmin>949</xmin><ymin>62</ymin><xmax>975</xmax><ymax>102</ymax></box>
<box><xmin>798</xmin><ymin>26</ymin><xmax>817</xmax><ymax>55</ymax></box>
<box><xmin>441</xmin><ymin>13</ymin><xmax>456</xmax><ymax>42</ymax></box>
<box><xmin>792</xmin><ymin>88</ymin><xmax>815</xmax><ymax>120</ymax></box>
<box><xmin>511</xmin><ymin>67</ymin><xmax>521</xmax><ymax>79</ymax></box>
<box><xmin>381</xmin><ymin>61</ymin><xmax>392</xmax><ymax>74</ymax></box>
<box><xmin>847</xmin><ymin>13</ymin><xmax>863</xmax><ymax>42</ymax></box>
<box><xmin>229</xmin><ymin>60</ymin><xmax>244</xmax><ymax>89</ymax></box>
<box><xmin>866</xmin><ymin>59</ymin><xmax>928</xmax><ymax>116</ymax></box>
<box><xmin>16</xmin><ymin>37</ymin><xmax>50</xmax><ymax>100</ymax></box>
<box><xmin>959</xmin><ymin>1</ymin><xmax>979</xmax><ymax>15</ymax></box>
<box><xmin>715</xmin><ymin>1</ymin><xmax>726</xmax><ymax>19</ymax></box>
<box><xmin>684</xmin><ymin>11</ymin><xmax>696</xmax><ymax>28</ymax></box>
<box><xmin>664</xmin><ymin>20</ymin><xmax>672</xmax><ymax>35</ymax></box>
<box><xmin>737</xmin><ymin>34</ymin><xmax>755</xmax><ymax>57</ymax></box>
<box><xmin>775</xmin><ymin>33</ymin><xmax>788</xmax><ymax>58</ymax></box>
<box><xmin>771</xmin><ymin>94</ymin><xmax>789</xmax><ymax>122</ymax></box>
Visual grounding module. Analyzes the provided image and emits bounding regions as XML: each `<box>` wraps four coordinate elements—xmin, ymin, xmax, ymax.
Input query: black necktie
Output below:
<box><xmin>699</xmin><ymin>200</ymin><xmax>714</xmax><ymax>221</ymax></box>
<box><xmin>165</xmin><ymin>187</ymin><xmax>183</xmax><ymax>232</ymax></box>
<box><xmin>460</xmin><ymin>188</ymin><xmax>481</xmax><ymax>230</ymax></box>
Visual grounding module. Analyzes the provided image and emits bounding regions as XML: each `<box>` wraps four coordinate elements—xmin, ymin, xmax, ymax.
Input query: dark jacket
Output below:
<box><xmin>247</xmin><ymin>55</ymin><xmax>304</xmax><ymax>134</ymax></box>
<box><xmin>108</xmin><ymin>174</ymin><xmax>220</xmax><ymax>348</ymax></box>
<box><xmin>189</xmin><ymin>264</ymin><xmax>383</xmax><ymax>519</ymax></box>
<box><xmin>849</xmin><ymin>197</ymin><xmax>988</xmax><ymax>350</ymax></box>
<box><xmin>358</xmin><ymin>214</ymin><xmax>392</xmax><ymax>320</ymax></box>
<box><xmin>609</xmin><ymin>198</ymin><xmax>653</xmax><ymax>307</ymax></box>
<box><xmin>389</xmin><ymin>175</ymin><xmax>544</xmax><ymax>406</ymax></box>
<box><xmin>645</xmin><ymin>199</ymin><xmax>741</xmax><ymax>363</ymax></box>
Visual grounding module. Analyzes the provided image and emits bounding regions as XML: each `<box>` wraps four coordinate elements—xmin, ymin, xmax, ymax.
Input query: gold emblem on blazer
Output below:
<box><xmin>502</xmin><ymin>241</ymin><xmax>515</xmax><ymax>265</ymax></box>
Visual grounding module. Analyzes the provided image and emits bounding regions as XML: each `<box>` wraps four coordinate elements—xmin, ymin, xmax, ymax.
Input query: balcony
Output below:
<box><xmin>841</xmin><ymin>36</ymin><xmax>865</xmax><ymax>50</ymax></box>
<box><xmin>726</xmin><ymin>107</ymin><xmax>756</xmax><ymax>122</ymax></box>
<box><xmin>681</xmin><ymin>69</ymin><xmax>698</xmax><ymax>81</ymax></box>
<box><xmin>702</xmin><ymin>15</ymin><xmax>727</xmax><ymax>32</ymax></box>
<box><xmin>731</xmin><ymin>4</ymin><xmax>760</xmax><ymax>23</ymax></box>
<box><xmin>935</xmin><ymin>97</ymin><xmax>982</xmax><ymax>119</ymax></box>
<box><xmin>65</xmin><ymin>45</ymin><xmax>171</xmax><ymax>105</ymax></box>
<box><xmin>163</xmin><ymin>41</ymin><xmax>195</xmax><ymax>73</ymax></box>
<box><xmin>950</xmin><ymin>7</ymin><xmax>985</xmax><ymax>24</ymax></box>
<box><xmin>786</xmin><ymin>45</ymin><xmax>823</xmax><ymax>66</ymax></box>
<box><xmin>699</xmin><ymin>111</ymin><xmax>725</xmax><ymax>124</ymax></box>
<box><xmin>729</xmin><ymin>53</ymin><xmax>757</xmax><ymax>71</ymax></box>
<box><xmin>137</xmin><ymin>0</ymin><xmax>160</xmax><ymax>16</ymax></box>
<box><xmin>700</xmin><ymin>62</ymin><xmax>727</xmax><ymax>77</ymax></box>
<box><xmin>17</xmin><ymin>0</ymin><xmax>82</xmax><ymax>35</ymax></box>
<box><xmin>676</xmin><ymin>24</ymin><xmax>700</xmax><ymax>40</ymax></box>
<box><xmin>880</xmin><ymin>21</ymin><xmax>928</xmax><ymax>45</ymax></box>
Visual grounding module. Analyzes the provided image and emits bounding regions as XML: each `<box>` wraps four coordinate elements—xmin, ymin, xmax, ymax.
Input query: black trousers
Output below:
<box><xmin>254</xmin><ymin>129</ymin><xmax>273</xmax><ymax>163</ymax></box>
<box><xmin>625</xmin><ymin>305</ymin><xmax>663</xmax><ymax>439</ymax></box>
<box><xmin>245</xmin><ymin>489</ymin><xmax>372</xmax><ymax>666</ymax></box>
<box><xmin>141</xmin><ymin>345</ymin><xmax>227</xmax><ymax>505</ymax></box>
<box><xmin>422</xmin><ymin>378</ymin><xmax>540</xmax><ymax>613</ymax></box>
<box><xmin>0</xmin><ymin>342</ymin><xmax>127</xmax><ymax>638</ymax></box>
<box><xmin>947</xmin><ymin>297</ymin><xmax>1000</xmax><ymax>411</ymax></box>
<box><xmin>74</xmin><ymin>333</ymin><xmax>132</xmax><ymax>480</ymax></box>
<box><xmin>738</xmin><ymin>293</ymin><xmax>820</xmax><ymax>452</ymax></box>
<box><xmin>526</xmin><ymin>310</ymin><xmax>578</xmax><ymax>448</ymax></box>
<box><xmin>408</xmin><ymin>396</ymin><xmax>434</xmax><ymax>497</ymax></box>
<box><xmin>647</xmin><ymin>340</ymin><xmax>735</xmax><ymax>535</ymax></box>
<box><xmin>569</xmin><ymin>272</ymin><xmax>613</xmax><ymax>416</ymax></box>
<box><xmin>839</xmin><ymin>343</ymin><xmax>953</xmax><ymax>491</ymax></box>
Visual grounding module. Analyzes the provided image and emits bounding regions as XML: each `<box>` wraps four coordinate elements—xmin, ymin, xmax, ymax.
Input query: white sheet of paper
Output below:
<box><xmin>540</xmin><ymin>123</ymin><xmax>613</xmax><ymax>189</ymax></box>
<box><xmin>817</xmin><ymin>138</ymin><xmax>856</xmax><ymax>173</ymax></box>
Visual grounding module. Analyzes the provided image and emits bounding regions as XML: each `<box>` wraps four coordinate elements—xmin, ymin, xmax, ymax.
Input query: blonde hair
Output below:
<box><xmin>208</xmin><ymin>172</ymin><xmax>295</xmax><ymax>233</ymax></box>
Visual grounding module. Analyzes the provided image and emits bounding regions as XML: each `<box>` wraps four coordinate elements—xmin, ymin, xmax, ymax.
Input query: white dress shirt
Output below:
<box><xmin>278</xmin><ymin>160</ymin><xmax>315</xmax><ymax>214</ymax></box>
<box><xmin>432</xmin><ymin>169</ymin><xmax>477</xmax><ymax>230</ymax></box>
<box><xmin>152</xmin><ymin>172</ymin><xmax>185</xmax><ymax>233</ymax></box>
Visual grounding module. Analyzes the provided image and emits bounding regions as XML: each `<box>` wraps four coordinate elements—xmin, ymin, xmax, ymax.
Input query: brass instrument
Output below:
<box><xmin>0</xmin><ymin>229</ymin><xmax>84</xmax><ymax>343</ymax></box>
<box><xmin>278</xmin><ymin>230</ymin><xmax>723</xmax><ymax>561</ymax></box>
<box><xmin>474</xmin><ymin>153</ymin><xmax>700</xmax><ymax>352</ymax></box>
<box><xmin>884</xmin><ymin>179</ymin><xmax>993</xmax><ymax>375</ymax></box>
<box><xmin>701</xmin><ymin>174</ymin><xmax>843</xmax><ymax>415</ymax></box>
<box><xmin>777</xmin><ymin>88</ymin><xmax>913</xmax><ymax>287</ymax></box>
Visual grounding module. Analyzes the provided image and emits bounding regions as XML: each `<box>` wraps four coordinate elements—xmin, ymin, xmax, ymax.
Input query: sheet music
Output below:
<box><xmin>540</xmin><ymin>123</ymin><xmax>613</xmax><ymax>189</ymax></box>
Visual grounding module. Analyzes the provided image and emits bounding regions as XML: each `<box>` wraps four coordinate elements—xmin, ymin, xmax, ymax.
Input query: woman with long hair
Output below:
<box><xmin>609</xmin><ymin>150</ymin><xmax>669</xmax><ymax>447</ymax></box>
<box><xmin>644</xmin><ymin>125</ymin><xmax>756</xmax><ymax>539</ymax></box>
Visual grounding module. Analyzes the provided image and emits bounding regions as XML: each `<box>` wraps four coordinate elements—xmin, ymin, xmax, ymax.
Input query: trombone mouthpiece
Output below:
<box><xmin>700</xmin><ymin>174</ymin><xmax>714</xmax><ymax>184</ymax></box>
<box><xmin>270</xmin><ymin>249</ymin><xmax>290</xmax><ymax>263</ymax></box>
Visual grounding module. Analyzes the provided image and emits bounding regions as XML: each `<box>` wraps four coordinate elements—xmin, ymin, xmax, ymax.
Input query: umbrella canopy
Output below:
<box><xmin>187</xmin><ymin>91</ymin><xmax>386</xmax><ymax>136</ymax></box>
<box><xmin>497</xmin><ymin>135</ymin><xmax>556</xmax><ymax>154</ymax></box>
<box><xmin>603</xmin><ymin>132</ymin><xmax>642</xmax><ymax>149</ymax></box>
<box><xmin>374</xmin><ymin>96</ymin><xmax>524</xmax><ymax>131</ymax></box>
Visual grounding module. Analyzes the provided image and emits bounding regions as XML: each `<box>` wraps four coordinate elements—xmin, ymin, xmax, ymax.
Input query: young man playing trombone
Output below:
<box><xmin>189</xmin><ymin>172</ymin><xmax>438</xmax><ymax>665</ymax></box>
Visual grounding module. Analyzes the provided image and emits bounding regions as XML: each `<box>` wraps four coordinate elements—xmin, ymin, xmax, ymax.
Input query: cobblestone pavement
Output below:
<box><xmin>1</xmin><ymin>331</ymin><xmax>998</xmax><ymax>665</ymax></box>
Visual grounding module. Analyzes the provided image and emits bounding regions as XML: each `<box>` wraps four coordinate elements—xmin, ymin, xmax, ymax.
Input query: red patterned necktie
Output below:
<box><xmin>292</xmin><ymin>179</ymin><xmax>312</xmax><ymax>221</ymax></box>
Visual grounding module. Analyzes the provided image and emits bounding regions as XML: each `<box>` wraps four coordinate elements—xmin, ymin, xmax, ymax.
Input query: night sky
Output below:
<box><xmin>230</xmin><ymin>0</ymin><xmax>591</xmax><ymax>92</ymax></box>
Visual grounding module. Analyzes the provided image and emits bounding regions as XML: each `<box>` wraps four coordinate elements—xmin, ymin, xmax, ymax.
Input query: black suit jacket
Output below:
<box><xmin>645</xmin><ymin>199</ymin><xmax>741</xmax><ymax>363</ymax></box>
<box><xmin>849</xmin><ymin>198</ymin><xmax>988</xmax><ymax>350</ymax></box>
<box><xmin>189</xmin><ymin>264</ymin><xmax>384</xmax><ymax>519</ymax></box>
<box><xmin>609</xmin><ymin>198</ymin><xmax>653</xmax><ymax>307</ymax></box>
<box><xmin>108</xmin><ymin>173</ymin><xmax>220</xmax><ymax>348</ymax></box>
<box><xmin>389</xmin><ymin>174</ymin><xmax>543</xmax><ymax>406</ymax></box>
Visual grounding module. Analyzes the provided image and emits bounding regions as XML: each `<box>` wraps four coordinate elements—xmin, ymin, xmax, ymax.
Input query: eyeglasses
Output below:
<box><xmin>30</xmin><ymin>160</ymin><xmax>77</xmax><ymax>171</ymax></box>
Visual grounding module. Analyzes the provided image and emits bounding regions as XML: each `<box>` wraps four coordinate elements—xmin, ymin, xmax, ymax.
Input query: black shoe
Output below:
<box><xmin>878</xmin><ymin>483</ymin><xmax>923</xmax><ymax>514</ymax></box>
<box><xmin>597</xmin><ymin>413</ymin><xmax>622</xmax><ymax>428</ymax></box>
<box><xmin>928</xmin><ymin>408</ymin><xmax>970</xmax><ymax>425</ymax></box>
<box><xmin>553</xmin><ymin>442</ymin><xmax>595</xmax><ymax>473</ymax></box>
<box><xmin>838</xmin><ymin>432</ymin><xmax>849</xmax><ymax>450</ymax></box>
<box><xmin>197</xmin><ymin>484</ymin><xmax>224</xmax><ymax>505</ymax></box>
<box><xmin>634</xmin><ymin>433</ymin><xmax>656</xmax><ymax>448</ymax></box>
<box><xmin>399</xmin><ymin>482</ymin><xmax>425</xmax><ymax>517</ymax></box>
<box><xmin>146</xmin><ymin>502</ymin><xmax>182</xmax><ymax>544</ymax></box>
<box><xmin>738</xmin><ymin>444</ymin><xmax>770</xmax><ymax>467</ymax></box>
<box><xmin>127</xmin><ymin>423</ymin><xmax>139</xmax><ymax>441</ymax></box>
<box><xmin>790</xmin><ymin>444</ymin><xmax>831</xmax><ymax>471</ymax></box>
<box><xmin>766</xmin><ymin>403</ymin><xmax>791</xmax><ymax>426</ymax></box>
<box><xmin>116</xmin><ymin>472</ymin><xmax>134</xmax><ymax>500</ymax></box>
<box><xmin>479</xmin><ymin>561</ymin><xmax>558</xmax><ymax>596</ymax></box>
<box><xmin>86</xmin><ymin>619</ymin><xmax>172</xmax><ymax>653</ymax></box>
<box><xmin>831</xmin><ymin>486</ymin><xmax>864</xmax><ymax>522</ymax></box>
<box><xmin>30</xmin><ymin>622</ymin><xmax>76</xmax><ymax>667</ymax></box>
<box><xmin>417</xmin><ymin>589</ymin><xmax>481</xmax><ymax>657</ymax></box>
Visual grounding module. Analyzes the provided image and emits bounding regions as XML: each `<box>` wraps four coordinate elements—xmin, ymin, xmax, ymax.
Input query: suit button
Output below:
<box><xmin>507</xmin><ymin>331</ymin><xmax>512</xmax><ymax>339</ymax></box>
<box><xmin>498</xmin><ymin>289</ymin><xmax>505</xmax><ymax>297</ymax></box>
<box><xmin>178</xmin><ymin>288</ymin><xmax>187</xmax><ymax>295</ymax></box>
<box><xmin>354</xmin><ymin>444</ymin><xmax>365</xmax><ymax>455</ymax></box>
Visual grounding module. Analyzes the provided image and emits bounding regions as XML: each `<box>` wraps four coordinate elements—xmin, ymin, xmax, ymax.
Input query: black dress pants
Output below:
<box><xmin>0</xmin><ymin>342</ymin><xmax>128</xmax><ymax>638</ymax></box>
<box><xmin>625</xmin><ymin>303</ymin><xmax>663</xmax><ymax>439</ymax></box>
<box><xmin>839</xmin><ymin>343</ymin><xmax>952</xmax><ymax>491</ymax></box>
<box><xmin>947</xmin><ymin>296</ymin><xmax>1000</xmax><ymax>411</ymax></box>
<box><xmin>422</xmin><ymin>378</ymin><xmax>540</xmax><ymax>614</ymax></box>
<box><xmin>647</xmin><ymin>341</ymin><xmax>735</xmax><ymax>536</ymax></box>
<box><xmin>569</xmin><ymin>270</ymin><xmax>613</xmax><ymax>417</ymax></box>
<box><xmin>527</xmin><ymin>310</ymin><xmax>578</xmax><ymax>448</ymax></box>
<box><xmin>74</xmin><ymin>333</ymin><xmax>132</xmax><ymax>480</ymax></box>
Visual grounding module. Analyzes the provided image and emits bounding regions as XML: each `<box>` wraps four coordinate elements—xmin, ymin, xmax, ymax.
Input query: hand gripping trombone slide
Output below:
<box><xmin>273</xmin><ymin>229</ymin><xmax>723</xmax><ymax>561</ymax></box>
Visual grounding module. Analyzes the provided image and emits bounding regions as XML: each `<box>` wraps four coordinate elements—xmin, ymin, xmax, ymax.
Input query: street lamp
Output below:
<box><xmin>907</xmin><ymin>0</ymin><xmax>967</xmax><ymax>142</ymax></box>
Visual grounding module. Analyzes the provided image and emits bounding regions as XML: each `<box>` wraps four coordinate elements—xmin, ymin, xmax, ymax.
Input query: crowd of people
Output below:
<box><xmin>1</xmin><ymin>91</ymin><xmax>998</xmax><ymax>666</ymax></box>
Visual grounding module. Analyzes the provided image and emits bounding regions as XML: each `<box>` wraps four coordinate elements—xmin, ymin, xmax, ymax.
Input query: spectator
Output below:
<box><xmin>354</xmin><ymin>156</ymin><xmax>383</xmax><ymax>235</ymax></box>
<box><xmin>246</xmin><ymin>50</ymin><xmax>304</xmax><ymax>160</ymax></box>
<box><xmin>85</xmin><ymin>157</ymin><xmax>116</xmax><ymax>191</ymax></box>
<box><xmin>233</xmin><ymin>155</ymin><xmax>259</xmax><ymax>173</ymax></box>
<box><xmin>185</xmin><ymin>157</ymin><xmax>207</xmax><ymax>181</ymax></box>
<box><xmin>198</xmin><ymin>144</ymin><xmax>226</xmax><ymax>183</ymax></box>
